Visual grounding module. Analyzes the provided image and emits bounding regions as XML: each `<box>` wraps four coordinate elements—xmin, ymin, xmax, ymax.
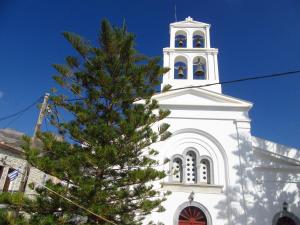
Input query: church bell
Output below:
<box><xmin>195</xmin><ymin>64</ymin><xmax>205</xmax><ymax>76</ymax></box>
<box><xmin>178</xmin><ymin>65</ymin><xmax>184</xmax><ymax>78</ymax></box>
<box><xmin>178</xmin><ymin>39</ymin><xmax>184</xmax><ymax>47</ymax></box>
<box><xmin>196</xmin><ymin>38</ymin><xmax>201</xmax><ymax>48</ymax></box>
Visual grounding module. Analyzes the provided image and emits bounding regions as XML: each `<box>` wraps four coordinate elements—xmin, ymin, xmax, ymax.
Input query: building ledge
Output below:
<box><xmin>161</xmin><ymin>182</ymin><xmax>224</xmax><ymax>194</ymax></box>
<box><xmin>163</xmin><ymin>47</ymin><xmax>218</xmax><ymax>54</ymax></box>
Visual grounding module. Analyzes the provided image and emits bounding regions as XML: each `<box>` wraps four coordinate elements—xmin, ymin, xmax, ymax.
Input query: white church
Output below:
<box><xmin>142</xmin><ymin>17</ymin><xmax>300</xmax><ymax>225</ymax></box>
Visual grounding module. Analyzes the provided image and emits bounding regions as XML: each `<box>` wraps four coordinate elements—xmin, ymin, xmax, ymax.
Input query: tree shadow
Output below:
<box><xmin>215</xmin><ymin>133</ymin><xmax>300</xmax><ymax>225</ymax></box>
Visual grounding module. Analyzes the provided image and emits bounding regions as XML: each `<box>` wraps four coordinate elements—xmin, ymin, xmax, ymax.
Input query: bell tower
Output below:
<box><xmin>161</xmin><ymin>17</ymin><xmax>221</xmax><ymax>93</ymax></box>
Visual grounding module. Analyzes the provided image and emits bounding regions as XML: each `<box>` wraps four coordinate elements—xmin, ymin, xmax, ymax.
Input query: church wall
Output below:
<box><xmin>240</xmin><ymin>168</ymin><xmax>300</xmax><ymax>225</ymax></box>
<box><xmin>243</xmin><ymin>150</ymin><xmax>300</xmax><ymax>225</ymax></box>
<box><xmin>145</xmin><ymin>112</ymin><xmax>253</xmax><ymax>225</ymax></box>
<box><xmin>143</xmin><ymin>191</ymin><xmax>228</xmax><ymax>225</ymax></box>
<box><xmin>145</xmin><ymin>110</ymin><xmax>300</xmax><ymax>225</ymax></box>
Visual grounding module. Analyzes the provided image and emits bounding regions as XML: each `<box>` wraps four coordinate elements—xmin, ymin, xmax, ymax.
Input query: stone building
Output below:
<box><xmin>0</xmin><ymin>129</ymin><xmax>47</xmax><ymax>197</ymax></box>
<box><xmin>141</xmin><ymin>17</ymin><xmax>300</xmax><ymax>225</ymax></box>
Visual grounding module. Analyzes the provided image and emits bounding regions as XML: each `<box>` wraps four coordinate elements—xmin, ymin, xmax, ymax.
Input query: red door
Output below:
<box><xmin>277</xmin><ymin>217</ymin><xmax>296</xmax><ymax>225</ymax></box>
<box><xmin>179</xmin><ymin>206</ymin><xmax>207</xmax><ymax>225</ymax></box>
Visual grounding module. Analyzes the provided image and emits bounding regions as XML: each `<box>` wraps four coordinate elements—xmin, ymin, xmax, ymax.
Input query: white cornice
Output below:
<box><xmin>170</xmin><ymin>17</ymin><xmax>210</xmax><ymax>28</ymax></box>
<box><xmin>254</xmin><ymin>165</ymin><xmax>300</xmax><ymax>172</ymax></box>
<box><xmin>135</xmin><ymin>87</ymin><xmax>253</xmax><ymax>111</ymax></box>
<box><xmin>0</xmin><ymin>142</ymin><xmax>24</xmax><ymax>155</ymax></box>
<box><xmin>163</xmin><ymin>47</ymin><xmax>218</xmax><ymax>54</ymax></box>
<box><xmin>252</xmin><ymin>136</ymin><xmax>300</xmax><ymax>163</ymax></box>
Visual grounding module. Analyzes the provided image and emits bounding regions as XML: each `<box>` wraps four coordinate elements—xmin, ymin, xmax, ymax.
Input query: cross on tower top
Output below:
<box><xmin>185</xmin><ymin>16</ymin><xmax>193</xmax><ymax>21</ymax></box>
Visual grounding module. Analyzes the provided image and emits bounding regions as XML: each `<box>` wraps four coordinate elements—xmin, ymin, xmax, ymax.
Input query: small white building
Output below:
<box><xmin>144</xmin><ymin>17</ymin><xmax>300</xmax><ymax>225</ymax></box>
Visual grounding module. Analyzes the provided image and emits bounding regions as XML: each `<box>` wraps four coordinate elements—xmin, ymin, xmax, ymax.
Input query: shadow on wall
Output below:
<box><xmin>215</xmin><ymin>134</ymin><xmax>300</xmax><ymax>225</ymax></box>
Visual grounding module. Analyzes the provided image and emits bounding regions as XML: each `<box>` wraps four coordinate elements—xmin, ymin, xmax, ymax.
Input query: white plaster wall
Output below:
<box><xmin>145</xmin><ymin>103</ymin><xmax>300</xmax><ymax>225</ymax></box>
<box><xmin>144</xmin><ymin>105</ymin><xmax>252</xmax><ymax>225</ymax></box>
<box><xmin>144</xmin><ymin>191</ymin><xmax>228</xmax><ymax>225</ymax></box>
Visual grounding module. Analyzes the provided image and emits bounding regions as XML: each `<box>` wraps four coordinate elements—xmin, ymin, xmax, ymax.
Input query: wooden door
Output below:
<box><xmin>178</xmin><ymin>206</ymin><xmax>207</xmax><ymax>225</ymax></box>
<box><xmin>277</xmin><ymin>217</ymin><xmax>296</xmax><ymax>225</ymax></box>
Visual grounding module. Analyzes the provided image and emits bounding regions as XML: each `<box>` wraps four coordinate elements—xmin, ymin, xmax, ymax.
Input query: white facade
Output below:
<box><xmin>143</xmin><ymin>17</ymin><xmax>300</xmax><ymax>225</ymax></box>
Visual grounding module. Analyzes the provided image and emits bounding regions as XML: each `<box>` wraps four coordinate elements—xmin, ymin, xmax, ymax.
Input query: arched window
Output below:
<box><xmin>174</xmin><ymin>56</ymin><xmax>188</xmax><ymax>79</ymax></box>
<box><xmin>277</xmin><ymin>217</ymin><xmax>296</xmax><ymax>225</ymax></box>
<box><xmin>193</xmin><ymin>57</ymin><xmax>206</xmax><ymax>80</ymax></box>
<box><xmin>175</xmin><ymin>30</ymin><xmax>187</xmax><ymax>48</ymax></box>
<box><xmin>185</xmin><ymin>151</ymin><xmax>197</xmax><ymax>184</ymax></box>
<box><xmin>172</xmin><ymin>158</ymin><xmax>183</xmax><ymax>183</ymax></box>
<box><xmin>179</xmin><ymin>206</ymin><xmax>207</xmax><ymax>225</ymax></box>
<box><xmin>193</xmin><ymin>31</ymin><xmax>205</xmax><ymax>48</ymax></box>
<box><xmin>199</xmin><ymin>159</ymin><xmax>211</xmax><ymax>184</ymax></box>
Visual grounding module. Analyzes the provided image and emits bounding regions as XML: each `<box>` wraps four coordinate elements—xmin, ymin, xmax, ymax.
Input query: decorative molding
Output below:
<box><xmin>163</xmin><ymin>47</ymin><xmax>218</xmax><ymax>53</ymax></box>
<box><xmin>162</xmin><ymin>182</ymin><xmax>223</xmax><ymax>194</ymax></box>
<box><xmin>253</xmin><ymin>147</ymin><xmax>300</xmax><ymax>166</ymax></box>
<box><xmin>254</xmin><ymin>165</ymin><xmax>300</xmax><ymax>172</ymax></box>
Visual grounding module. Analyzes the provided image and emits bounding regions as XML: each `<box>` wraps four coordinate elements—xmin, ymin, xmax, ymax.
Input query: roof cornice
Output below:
<box><xmin>0</xmin><ymin>142</ymin><xmax>24</xmax><ymax>155</ymax></box>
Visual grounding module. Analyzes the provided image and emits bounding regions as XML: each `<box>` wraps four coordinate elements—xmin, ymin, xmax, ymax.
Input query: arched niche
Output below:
<box><xmin>170</xmin><ymin>155</ymin><xmax>184</xmax><ymax>183</ymax></box>
<box><xmin>174</xmin><ymin>55</ymin><xmax>188</xmax><ymax>79</ymax></box>
<box><xmin>185</xmin><ymin>150</ymin><xmax>197</xmax><ymax>184</ymax></box>
<box><xmin>193</xmin><ymin>30</ymin><xmax>205</xmax><ymax>48</ymax></box>
<box><xmin>175</xmin><ymin>30</ymin><xmax>187</xmax><ymax>48</ymax></box>
<box><xmin>199</xmin><ymin>156</ymin><xmax>213</xmax><ymax>184</ymax></box>
<box><xmin>193</xmin><ymin>56</ymin><xmax>206</xmax><ymax>80</ymax></box>
<box><xmin>272</xmin><ymin>210</ymin><xmax>300</xmax><ymax>225</ymax></box>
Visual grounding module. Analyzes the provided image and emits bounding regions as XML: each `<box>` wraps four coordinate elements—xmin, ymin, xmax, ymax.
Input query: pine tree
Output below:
<box><xmin>0</xmin><ymin>20</ymin><xmax>171</xmax><ymax>224</ymax></box>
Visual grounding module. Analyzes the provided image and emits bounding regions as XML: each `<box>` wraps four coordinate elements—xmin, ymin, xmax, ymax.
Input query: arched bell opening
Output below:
<box><xmin>178</xmin><ymin>206</ymin><xmax>207</xmax><ymax>225</ymax></box>
<box><xmin>174</xmin><ymin>56</ymin><xmax>188</xmax><ymax>79</ymax></box>
<box><xmin>175</xmin><ymin>30</ymin><xmax>187</xmax><ymax>48</ymax></box>
<box><xmin>193</xmin><ymin>57</ymin><xmax>206</xmax><ymax>80</ymax></box>
<box><xmin>193</xmin><ymin>31</ymin><xmax>205</xmax><ymax>48</ymax></box>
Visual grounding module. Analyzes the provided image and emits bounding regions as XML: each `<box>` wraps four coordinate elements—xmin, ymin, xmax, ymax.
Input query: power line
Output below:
<box><xmin>2</xmin><ymin>69</ymin><xmax>300</xmax><ymax>119</ymax></box>
<box><xmin>169</xmin><ymin>69</ymin><xmax>300</xmax><ymax>92</ymax></box>
<box><xmin>0</xmin><ymin>157</ymin><xmax>118</xmax><ymax>225</ymax></box>
<box><xmin>0</xmin><ymin>96</ymin><xmax>43</xmax><ymax>123</ymax></box>
<box><xmin>64</xmin><ymin>69</ymin><xmax>300</xmax><ymax>101</ymax></box>
<box><xmin>3</xmin><ymin>113</ymin><xmax>25</xmax><ymax>129</ymax></box>
<box><xmin>44</xmin><ymin>117</ymin><xmax>49</xmax><ymax>132</ymax></box>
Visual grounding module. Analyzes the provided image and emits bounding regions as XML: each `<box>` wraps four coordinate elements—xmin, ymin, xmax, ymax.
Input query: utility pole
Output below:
<box><xmin>19</xmin><ymin>93</ymin><xmax>50</xmax><ymax>193</ymax></box>
<box><xmin>33</xmin><ymin>93</ymin><xmax>50</xmax><ymax>142</ymax></box>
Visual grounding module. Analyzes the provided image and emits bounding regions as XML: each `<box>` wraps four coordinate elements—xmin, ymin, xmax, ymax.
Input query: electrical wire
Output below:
<box><xmin>0</xmin><ymin>96</ymin><xmax>43</xmax><ymax>123</ymax></box>
<box><xmin>63</xmin><ymin>69</ymin><xmax>300</xmax><ymax>101</ymax></box>
<box><xmin>168</xmin><ymin>69</ymin><xmax>300</xmax><ymax>92</ymax></box>
<box><xmin>0</xmin><ymin>157</ymin><xmax>118</xmax><ymax>225</ymax></box>
<box><xmin>44</xmin><ymin>117</ymin><xmax>49</xmax><ymax>132</ymax></box>
<box><xmin>1</xmin><ymin>69</ymin><xmax>299</xmax><ymax>125</ymax></box>
<box><xmin>3</xmin><ymin>112</ymin><xmax>26</xmax><ymax>129</ymax></box>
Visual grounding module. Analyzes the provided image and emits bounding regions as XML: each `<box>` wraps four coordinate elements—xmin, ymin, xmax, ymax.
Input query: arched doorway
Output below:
<box><xmin>277</xmin><ymin>217</ymin><xmax>296</xmax><ymax>225</ymax></box>
<box><xmin>178</xmin><ymin>206</ymin><xmax>207</xmax><ymax>225</ymax></box>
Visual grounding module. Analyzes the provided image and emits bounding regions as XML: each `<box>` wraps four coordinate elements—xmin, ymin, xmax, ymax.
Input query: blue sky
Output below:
<box><xmin>0</xmin><ymin>0</ymin><xmax>300</xmax><ymax>148</ymax></box>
